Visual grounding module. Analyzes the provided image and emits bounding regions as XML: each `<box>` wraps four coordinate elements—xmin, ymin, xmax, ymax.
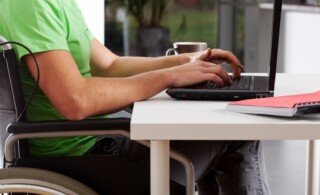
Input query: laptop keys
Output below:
<box><xmin>244</xmin><ymin>77</ymin><xmax>252</xmax><ymax>90</ymax></box>
<box><xmin>189</xmin><ymin>76</ymin><xmax>254</xmax><ymax>90</ymax></box>
<box><xmin>204</xmin><ymin>76</ymin><xmax>254</xmax><ymax>90</ymax></box>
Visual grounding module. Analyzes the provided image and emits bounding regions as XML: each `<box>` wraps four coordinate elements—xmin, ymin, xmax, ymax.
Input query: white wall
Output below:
<box><xmin>283</xmin><ymin>11</ymin><xmax>320</xmax><ymax>73</ymax></box>
<box><xmin>76</xmin><ymin>0</ymin><xmax>105</xmax><ymax>43</ymax></box>
<box><xmin>255</xmin><ymin>4</ymin><xmax>320</xmax><ymax>73</ymax></box>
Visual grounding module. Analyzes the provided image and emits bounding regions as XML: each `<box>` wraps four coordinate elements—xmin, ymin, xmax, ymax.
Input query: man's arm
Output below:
<box><xmin>90</xmin><ymin>39</ymin><xmax>244</xmax><ymax>78</ymax></box>
<box><xmin>90</xmin><ymin>39</ymin><xmax>191</xmax><ymax>77</ymax></box>
<box><xmin>23</xmin><ymin>50</ymin><xmax>230</xmax><ymax>121</ymax></box>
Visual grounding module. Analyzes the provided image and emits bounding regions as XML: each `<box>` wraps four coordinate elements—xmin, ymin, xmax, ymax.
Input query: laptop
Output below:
<box><xmin>167</xmin><ymin>0</ymin><xmax>283</xmax><ymax>101</ymax></box>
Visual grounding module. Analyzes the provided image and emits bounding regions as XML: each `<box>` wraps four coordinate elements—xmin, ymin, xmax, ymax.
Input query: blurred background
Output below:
<box><xmin>76</xmin><ymin>0</ymin><xmax>320</xmax><ymax>194</ymax></box>
<box><xmin>104</xmin><ymin>0</ymin><xmax>320</xmax><ymax>74</ymax></box>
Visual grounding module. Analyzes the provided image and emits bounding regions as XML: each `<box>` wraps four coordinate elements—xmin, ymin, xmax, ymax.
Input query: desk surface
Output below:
<box><xmin>131</xmin><ymin>74</ymin><xmax>320</xmax><ymax>140</ymax></box>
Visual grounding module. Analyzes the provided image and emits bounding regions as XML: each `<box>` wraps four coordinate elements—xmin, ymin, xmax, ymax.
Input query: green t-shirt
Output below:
<box><xmin>0</xmin><ymin>0</ymin><xmax>100</xmax><ymax>156</ymax></box>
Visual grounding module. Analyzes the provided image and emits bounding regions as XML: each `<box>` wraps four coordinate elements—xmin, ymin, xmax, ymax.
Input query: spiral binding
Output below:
<box><xmin>296</xmin><ymin>101</ymin><xmax>320</xmax><ymax>107</ymax></box>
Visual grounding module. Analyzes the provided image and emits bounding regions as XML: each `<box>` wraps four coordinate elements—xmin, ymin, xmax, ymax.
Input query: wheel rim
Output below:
<box><xmin>0</xmin><ymin>178</ymin><xmax>79</xmax><ymax>195</ymax></box>
<box><xmin>0</xmin><ymin>184</ymin><xmax>65</xmax><ymax>194</ymax></box>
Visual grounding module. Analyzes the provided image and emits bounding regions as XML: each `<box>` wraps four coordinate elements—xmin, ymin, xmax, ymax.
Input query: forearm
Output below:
<box><xmin>73</xmin><ymin>70</ymin><xmax>172</xmax><ymax>119</ymax></box>
<box><xmin>104</xmin><ymin>54</ymin><xmax>190</xmax><ymax>77</ymax></box>
<box><xmin>90</xmin><ymin>39</ymin><xmax>191</xmax><ymax>77</ymax></box>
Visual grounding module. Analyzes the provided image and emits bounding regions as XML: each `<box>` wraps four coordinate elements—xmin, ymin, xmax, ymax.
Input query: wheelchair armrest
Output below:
<box><xmin>5</xmin><ymin>118</ymin><xmax>131</xmax><ymax>163</ymax></box>
<box><xmin>7</xmin><ymin>118</ymin><xmax>131</xmax><ymax>134</ymax></box>
<box><xmin>5</xmin><ymin>118</ymin><xmax>196</xmax><ymax>195</ymax></box>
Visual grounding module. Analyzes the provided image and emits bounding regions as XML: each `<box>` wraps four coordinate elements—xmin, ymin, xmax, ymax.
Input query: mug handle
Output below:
<box><xmin>166</xmin><ymin>48</ymin><xmax>178</xmax><ymax>56</ymax></box>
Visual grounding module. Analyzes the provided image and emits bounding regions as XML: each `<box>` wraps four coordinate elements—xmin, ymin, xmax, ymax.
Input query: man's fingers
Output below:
<box><xmin>207</xmin><ymin>49</ymin><xmax>244</xmax><ymax>78</ymax></box>
<box><xmin>232</xmin><ymin>67</ymin><xmax>241</xmax><ymax>79</ymax></box>
<box><xmin>202</xmin><ymin>65</ymin><xmax>232</xmax><ymax>85</ymax></box>
<box><xmin>196</xmin><ymin>48</ymin><xmax>211</xmax><ymax>61</ymax></box>
<box><xmin>214</xmin><ymin>67</ymin><xmax>231</xmax><ymax>85</ymax></box>
<box><xmin>204</xmin><ymin>74</ymin><xmax>224</xmax><ymax>86</ymax></box>
<box><xmin>199</xmin><ymin>61</ymin><xmax>219</xmax><ymax>68</ymax></box>
<box><xmin>233</xmin><ymin>68</ymin><xmax>241</xmax><ymax>79</ymax></box>
<box><xmin>225</xmin><ymin>70</ymin><xmax>233</xmax><ymax>85</ymax></box>
<box><xmin>199</xmin><ymin>62</ymin><xmax>231</xmax><ymax>85</ymax></box>
<box><xmin>211</xmin><ymin>49</ymin><xmax>243</xmax><ymax>67</ymax></box>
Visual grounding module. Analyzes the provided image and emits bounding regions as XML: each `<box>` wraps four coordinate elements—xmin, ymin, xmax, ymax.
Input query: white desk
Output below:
<box><xmin>131</xmin><ymin>74</ymin><xmax>320</xmax><ymax>195</ymax></box>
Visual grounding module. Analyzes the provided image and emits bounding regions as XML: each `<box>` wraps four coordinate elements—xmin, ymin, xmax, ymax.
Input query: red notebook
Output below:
<box><xmin>226</xmin><ymin>91</ymin><xmax>320</xmax><ymax>116</ymax></box>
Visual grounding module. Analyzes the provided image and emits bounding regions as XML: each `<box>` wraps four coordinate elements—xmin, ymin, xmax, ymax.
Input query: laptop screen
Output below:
<box><xmin>219</xmin><ymin>0</ymin><xmax>281</xmax><ymax>72</ymax></box>
<box><xmin>218</xmin><ymin>0</ymin><xmax>282</xmax><ymax>90</ymax></box>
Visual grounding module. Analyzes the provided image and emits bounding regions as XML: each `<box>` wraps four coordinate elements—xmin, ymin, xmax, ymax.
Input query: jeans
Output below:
<box><xmin>87</xmin><ymin>111</ymin><xmax>270</xmax><ymax>195</ymax></box>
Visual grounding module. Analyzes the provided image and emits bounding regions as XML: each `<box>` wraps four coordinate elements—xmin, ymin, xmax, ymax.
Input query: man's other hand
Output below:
<box><xmin>164</xmin><ymin>61</ymin><xmax>233</xmax><ymax>88</ymax></box>
<box><xmin>190</xmin><ymin>48</ymin><xmax>244</xmax><ymax>79</ymax></box>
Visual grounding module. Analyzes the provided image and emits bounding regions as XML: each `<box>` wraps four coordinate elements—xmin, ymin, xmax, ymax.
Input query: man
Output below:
<box><xmin>0</xmin><ymin>0</ymin><xmax>269</xmax><ymax>194</ymax></box>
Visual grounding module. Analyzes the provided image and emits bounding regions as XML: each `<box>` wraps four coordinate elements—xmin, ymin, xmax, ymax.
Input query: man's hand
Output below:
<box><xmin>164</xmin><ymin>60</ymin><xmax>233</xmax><ymax>88</ymax></box>
<box><xmin>190</xmin><ymin>48</ymin><xmax>244</xmax><ymax>79</ymax></box>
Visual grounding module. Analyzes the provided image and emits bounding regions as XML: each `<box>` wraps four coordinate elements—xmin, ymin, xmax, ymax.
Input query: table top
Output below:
<box><xmin>131</xmin><ymin>74</ymin><xmax>320</xmax><ymax>140</ymax></box>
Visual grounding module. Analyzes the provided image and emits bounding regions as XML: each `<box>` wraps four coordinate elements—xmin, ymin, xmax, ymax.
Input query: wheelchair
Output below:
<box><xmin>0</xmin><ymin>36</ymin><xmax>195</xmax><ymax>195</ymax></box>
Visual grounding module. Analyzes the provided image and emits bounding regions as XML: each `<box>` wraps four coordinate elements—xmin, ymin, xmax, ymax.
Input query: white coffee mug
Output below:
<box><xmin>166</xmin><ymin>42</ymin><xmax>207</xmax><ymax>56</ymax></box>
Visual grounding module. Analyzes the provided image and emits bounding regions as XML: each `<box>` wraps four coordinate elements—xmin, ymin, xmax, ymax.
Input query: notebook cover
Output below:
<box><xmin>229</xmin><ymin>91</ymin><xmax>320</xmax><ymax>108</ymax></box>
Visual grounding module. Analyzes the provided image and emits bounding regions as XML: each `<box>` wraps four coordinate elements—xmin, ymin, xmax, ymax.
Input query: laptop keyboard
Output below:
<box><xmin>192</xmin><ymin>76</ymin><xmax>254</xmax><ymax>90</ymax></box>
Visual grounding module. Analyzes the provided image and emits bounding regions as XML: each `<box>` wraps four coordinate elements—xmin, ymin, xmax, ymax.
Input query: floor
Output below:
<box><xmin>262</xmin><ymin>141</ymin><xmax>307</xmax><ymax>195</ymax></box>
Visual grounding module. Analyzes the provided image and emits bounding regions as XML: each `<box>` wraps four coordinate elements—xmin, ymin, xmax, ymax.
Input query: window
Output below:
<box><xmin>105</xmin><ymin>0</ymin><xmax>219</xmax><ymax>56</ymax></box>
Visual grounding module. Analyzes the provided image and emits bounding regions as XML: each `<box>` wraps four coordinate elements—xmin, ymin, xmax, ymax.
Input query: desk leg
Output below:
<box><xmin>306</xmin><ymin>140</ymin><xmax>320</xmax><ymax>195</ymax></box>
<box><xmin>151</xmin><ymin>140</ymin><xmax>170</xmax><ymax>195</ymax></box>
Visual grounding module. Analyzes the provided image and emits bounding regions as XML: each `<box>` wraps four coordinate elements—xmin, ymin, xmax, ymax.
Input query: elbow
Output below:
<box><xmin>63</xmin><ymin>109</ymin><xmax>86</xmax><ymax>121</ymax></box>
<box><xmin>58</xmin><ymin>95</ymin><xmax>89</xmax><ymax>121</ymax></box>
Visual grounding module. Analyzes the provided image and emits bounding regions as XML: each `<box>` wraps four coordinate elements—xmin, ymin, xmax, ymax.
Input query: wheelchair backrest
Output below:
<box><xmin>0</xmin><ymin>36</ymin><xmax>25</xmax><ymax>167</ymax></box>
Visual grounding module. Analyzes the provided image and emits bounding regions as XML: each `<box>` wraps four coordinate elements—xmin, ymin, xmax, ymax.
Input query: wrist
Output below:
<box><xmin>158</xmin><ymin>68</ymin><xmax>175</xmax><ymax>87</ymax></box>
<box><xmin>179</xmin><ymin>53</ymin><xmax>193</xmax><ymax>64</ymax></box>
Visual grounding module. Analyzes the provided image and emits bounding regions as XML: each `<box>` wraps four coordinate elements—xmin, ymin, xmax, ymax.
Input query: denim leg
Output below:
<box><xmin>90</xmin><ymin>132</ymin><xmax>270</xmax><ymax>195</ymax></box>
<box><xmin>105</xmin><ymin>111</ymin><xmax>270</xmax><ymax>194</ymax></box>
<box><xmin>169</xmin><ymin>141</ymin><xmax>229</xmax><ymax>185</ymax></box>
<box><xmin>210</xmin><ymin>141</ymin><xmax>270</xmax><ymax>195</ymax></box>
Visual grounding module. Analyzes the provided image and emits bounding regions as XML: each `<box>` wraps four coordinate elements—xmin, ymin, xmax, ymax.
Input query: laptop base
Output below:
<box><xmin>166</xmin><ymin>75</ymin><xmax>273</xmax><ymax>101</ymax></box>
<box><xmin>166</xmin><ymin>89</ymin><xmax>274</xmax><ymax>101</ymax></box>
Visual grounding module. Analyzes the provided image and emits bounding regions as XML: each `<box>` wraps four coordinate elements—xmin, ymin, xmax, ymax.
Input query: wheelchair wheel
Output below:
<box><xmin>0</xmin><ymin>167</ymin><xmax>98</xmax><ymax>195</ymax></box>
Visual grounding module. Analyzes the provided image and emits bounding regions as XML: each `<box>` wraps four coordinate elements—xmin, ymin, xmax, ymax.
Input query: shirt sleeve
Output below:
<box><xmin>85</xmin><ymin>29</ymin><xmax>95</xmax><ymax>42</ymax></box>
<box><xmin>8</xmin><ymin>0</ymin><xmax>69</xmax><ymax>61</ymax></box>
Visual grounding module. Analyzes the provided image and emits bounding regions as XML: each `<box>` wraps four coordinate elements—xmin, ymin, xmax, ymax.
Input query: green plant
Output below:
<box><xmin>114</xmin><ymin>0</ymin><xmax>175</xmax><ymax>27</ymax></box>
